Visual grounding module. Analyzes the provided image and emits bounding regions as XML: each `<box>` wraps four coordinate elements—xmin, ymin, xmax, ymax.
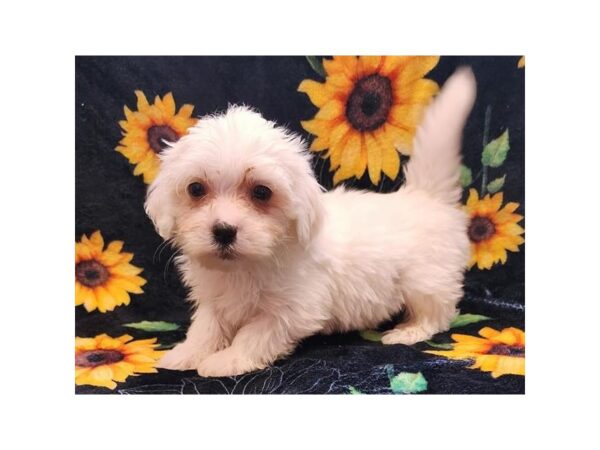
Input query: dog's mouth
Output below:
<box><xmin>216</xmin><ymin>247</ymin><xmax>237</xmax><ymax>260</ymax></box>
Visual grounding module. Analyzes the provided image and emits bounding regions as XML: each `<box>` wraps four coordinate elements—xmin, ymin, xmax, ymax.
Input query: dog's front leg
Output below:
<box><xmin>157</xmin><ymin>302</ymin><xmax>226</xmax><ymax>371</ymax></box>
<box><xmin>196</xmin><ymin>312</ymin><xmax>310</xmax><ymax>377</ymax></box>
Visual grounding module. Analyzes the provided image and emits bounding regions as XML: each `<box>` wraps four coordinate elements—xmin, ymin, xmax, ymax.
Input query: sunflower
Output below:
<box><xmin>465</xmin><ymin>188</ymin><xmax>525</xmax><ymax>270</ymax></box>
<box><xmin>116</xmin><ymin>91</ymin><xmax>198</xmax><ymax>183</ymax></box>
<box><xmin>75</xmin><ymin>334</ymin><xmax>165</xmax><ymax>389</ymax></box>
<box><xmin>425</xmin><ymin>327</ymin><xmax>525</xmax><ymax>378</ymax></box>
<box><xmin>299</xmin><ymin>56</ymin><xmax>440</xmax><ymax>185</ymax></box>
<box><xmin>75</xmin><ymin>231</ymin><xmax>146</xmax><ymax>313</ymax></box>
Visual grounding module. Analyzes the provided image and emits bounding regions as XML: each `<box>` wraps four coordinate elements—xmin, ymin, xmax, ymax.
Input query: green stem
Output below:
<box><xmin>480</xmin><ymin>106</ymin><xmax>492</xmax><ymax>196</ymax></box>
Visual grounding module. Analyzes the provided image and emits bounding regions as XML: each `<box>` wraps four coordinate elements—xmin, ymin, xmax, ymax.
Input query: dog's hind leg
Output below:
<box><xmin>381</xmin><ymin>290</ymin><xmax>460</xmax><ymax>345</ymax></box>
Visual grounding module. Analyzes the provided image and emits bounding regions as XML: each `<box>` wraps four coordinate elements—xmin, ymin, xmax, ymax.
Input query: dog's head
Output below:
<box><xmin>145</xmin><ymin>106</ymin><xmax>324</xmax><ymax>269</ymax></box>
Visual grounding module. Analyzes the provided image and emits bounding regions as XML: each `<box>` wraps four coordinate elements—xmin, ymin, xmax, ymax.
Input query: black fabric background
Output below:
<box><xmin>75</xmin><ymin>56</ymin><xmax>524</xmax><ymax>394</ymax></box>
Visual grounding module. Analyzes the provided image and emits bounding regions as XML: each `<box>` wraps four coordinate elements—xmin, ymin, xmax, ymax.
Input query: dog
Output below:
<box><xmin>146</xmin><ymin>67</ymin><xmax>476</xmax><ymax>377</ymax></box>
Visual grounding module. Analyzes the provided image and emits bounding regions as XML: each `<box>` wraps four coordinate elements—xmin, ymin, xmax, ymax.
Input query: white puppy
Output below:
<box><xmin>146</xmin><ymin>68</ymin><xmax>476</xmax><ymax>377</ymax></box>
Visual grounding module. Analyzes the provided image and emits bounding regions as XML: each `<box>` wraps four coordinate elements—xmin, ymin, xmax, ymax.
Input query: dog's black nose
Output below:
<box><xmin>212</xmin><ymin>223</ymin><xmax>237</xmax><ymax>246</ymax></box>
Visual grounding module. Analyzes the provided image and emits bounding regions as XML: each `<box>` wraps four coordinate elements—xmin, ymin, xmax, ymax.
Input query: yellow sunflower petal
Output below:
<box><xmin>75</xmin><ymin>367</ymin><xmax>92</xmax><ymax>380</ymax></box>
<box><xmin>110</xmin><ymin>277</ymin><xmax>145</xmax><ymax>294</ymax></box>
<box><xmin>94</xmin><ymin>286</ymin><xmax>117</xmax><ymax>313</ymax></box>
<box><xmin>497</xmin><ymin>222</ymin><xmax>525</xmax><ymax>237</ymax></box>
<box><xmin>397</xmin><ymin>56</ymin><xmax>440</xmax><ymax>85</ymax></box>
<box><xmin>122</xmin><ymin>337</ymin><xmax>158</xmax><ymax>350</ymax></box>
<box><xmin>468</xmin><ymin>244</ymin><xmax>478</xmax><ymax>269</ymax></box>
<box><xmin>469</xmin><ymin>354</ymin><xmax>500</xmax><ymax>372</ymax></box>
<box><xmin>106</xmin><ymin>240</ymin><xmax>124</xmax><ymax>254</ymax></box>
<box><xmin>326</xmin><ymin>73</ymin><xmax>354</xmax><ymax>92</ymax></box>
<box><xmin>491</xmin><ymin>355</ymin><xmax>525</xmax><ymax>378</ymax></box>
<box><xmin>329</xmin><ymin>121</ymin><xmax>352</xmax><ymax>148</ymax></box>
<box><xmin>388</xmin><ymin>104</ymin><xmax>426</xmax><ymax>130</ymax></box>
<box><xmin>453</xmin><ymin>342</ymin><xmax>493</xmax><ymax>354</ymax></box>
<box><xmin>142</xmin><ymin>160</ymin><xmax>160</xmax><ymax>184</ymax></box>
<box><xmin>478</xmin><ymin>327</ymin><xmax>500</xmax><ymax>339</ymax></box>
<box><xmin>381</xmin><ymin>145</ymin><xmax>400</xmax><ymax>181</ymax></box>
<box><xmin>329</xmin><ymin>130</ymin><xmax>353</xmax><ymax>170</ymax></box>
<box><xmin>488</xmin><ymin>192</ymin><xmax>504</xmax><ymax>213</ymax></box>
<box><xmin>117</xmin><ymin>335</ymin><xmax>135</xmax><ymax>343</ymax></box>
<box><xmin>298</xmin><ymin>79</ymin><xmax>334</xmax><ymax>108</ymax></box>
<box><xmin>315</xmin><ymin>99</ymin><xmax>345</xmax><ymax>121</ymax></box>
<box><xmin>88</xmin><ymin>365</ymin><xmax>117</xmax><ymax>389</ymax></box>
<box><xmin>133</xmin><ymin>151</ymin><xmax>159</xmax><ymax>177</ymax></box>
<box><xmin>502</xmin><ymin>202</ymin><xmax>520</xmax><ymax>214</ymax></box>
<box><xmin>335</xmin><ymin>56</ymin><xmax>359</xmax><ymax>80</ymax></box>
<box><xmin>310</xmin><ymin>135</ymin><xmax>330</xmax><ymax>152</ymax></box>
<box><xmin>355</xmin><ymin>142</ymin><xmax>368</xmax><ymax>179</ymax></box>
<box><xmin>109</xmin><ymin>263</ymin><xmax>144</xmax><ymax>277</ymax></box>
<box><xmin>379</xmin><ymin>56</ymin><xmax>411</xmax><ymax>77</ymax></box>
<box><xmin>83</xmin><ymin>290</ymin><xmax>99</xmax><ymax>312</ymax></box>
<box><xmin>75</xmin><ymin>337</ymin><xmax>97</xmax><ymax>352</ymax></box>
<box><xmin>135</xmin><ymin>90</ymin><xmax>150</xmax><ymax>112</ymax></box>
<box><xmin>488</xmin><ymin>327</ymin><xmax>523</xmax><ymax>346</ymax></box>
<box><xmin>380</xmin><ymin>123</ymin><xmax>414</xmax><ymax>154</ymax></box>
<box><xmin>97</xmin><ymin>334</ymin><xmax>125</xmax><ymax>350</ymax></box>
<box><xmin>169</xmin><ymin>116</ymin><xmax>197</xmax><ymax>135</ymax></box>
<box><xmin>394</xmin><ymin>78</ymin><xmax>439</xmax><ymax>105</ymax></box>
<box><xmin>110</xmin><ymin>361</ymin><xmax>136</xmax><ymax>382</ymax></box>
<box><xmin>365</xmin><ymin>133</ymin><xmax>383</xmax><ymax>185</ymax></box>
<box><xmin>451</xmin><ymin>333</ymin><xmax>493</xmax><ymax>344</ymax></box>
<box><xmin>466</xmin><ymin>189</ymin><xmax>480</xmax><ymax>211</ymax></box>
<box><xmin>162</xmin><ymin>93</ymin><xmax>176</xmax><ymax>116</ymax></box>
<box><xmin>301</xmin><ymin>119</ymin><xmax>332</xmax><ymax>137</ymax></box>
<box><xmin>75</xmin><ymin>283</ymin><xmax>95</xmax><ymax>307</ymax></box>
<box><xmin>125</xmin><ymin>353</ymin><xmax>159</xmax><ymax>364</ymax></box>
<box><xmin>107</xmin><ymin>281</ymin><xmax>130</xmax><ymax>306</ymax></box>
<box><xmin>358</xmin><ymin>55</ymin><xmax>383</xmax><ymax>77</ymax></box>
<box><xmin>177</xmin><ymin>103</ymin><xmax>195</xmax><ymax>119</ymax></box>
<box><xmin>333</xmin><ymin>133</ymin><xmax>362</xmax><ymax>185</ymax></box>
<box><xmin>322</xmin><ymin>57</ymin><xmax>346</xmax><ymax>76</ymax></box>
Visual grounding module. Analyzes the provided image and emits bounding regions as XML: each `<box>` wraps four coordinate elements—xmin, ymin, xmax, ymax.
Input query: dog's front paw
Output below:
<box><xmin>196</xmin><ymin>349</ymin><xmax>264</xmax><ymax>377</ymax></box>
<box><xmin>381</xmin><ymin>325</ymin><xmax>431</xmax><ymax>346</ymax></box>
<box><xmin>157</xmin><ymin>343</ymin><xmax>205</xmax><ymax>371</ymax></box>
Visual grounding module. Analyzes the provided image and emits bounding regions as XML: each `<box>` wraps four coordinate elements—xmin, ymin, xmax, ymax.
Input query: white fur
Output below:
<box><xmin>146</xmin><ymin>68</ymin><xmax>477</xmax><ymax>377</ymax></box>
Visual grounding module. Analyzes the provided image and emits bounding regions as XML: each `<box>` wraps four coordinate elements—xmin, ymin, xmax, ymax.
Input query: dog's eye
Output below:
<box><xmin>187</xmin><ymin>182</ymin><xmax>206</xmax><ymax>198</ymax></box>
<box><xmin>252</xmin><ymin>185</ymin><xmax>272</xmax><ymax>202</ymax></box>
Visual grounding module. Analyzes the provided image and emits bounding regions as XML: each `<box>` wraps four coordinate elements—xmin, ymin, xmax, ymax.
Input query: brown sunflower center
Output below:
<box><xmin>488</xmin><ymin>344</ymin><xmax>524</xmax><ymax>357</ymax></box>
<box><xmin>75</xmin><ymin>260</ymin><xmax>109</xmax><ymax>287</ymax></box>
<box><xmin>468</xmin><ymin>216</ymin><xmax>496</xmax><ymax>243</ymax></box>
<box><xmin>345</xmin><ymin>74</ymin><xmax>393</xmax><ymax>132</ymax></box>
<box><xmin>147</xmin><ymin>125</ymin><xmax>179</xmax><ymax>153</ymax></box>
<box><xmin>76</xmin><ymin>349</ymin><xmax>124</xmax><ymax>367</ymax></box>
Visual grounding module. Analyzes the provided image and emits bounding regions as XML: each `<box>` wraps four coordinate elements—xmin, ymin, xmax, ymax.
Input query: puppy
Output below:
<box><xmin>146</xmin><ymin>68</ymin><xmax>476</xmax><ymax>377</ymax></box>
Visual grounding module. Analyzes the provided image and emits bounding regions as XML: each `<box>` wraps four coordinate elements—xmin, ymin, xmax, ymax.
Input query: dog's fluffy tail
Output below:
<box><xmin>403</xmin><ymin>67</ymin><xmax>476</xmax><ymax>204</ymax></box>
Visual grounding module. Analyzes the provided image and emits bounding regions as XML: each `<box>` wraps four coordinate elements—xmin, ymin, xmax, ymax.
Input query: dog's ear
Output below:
<box><xmin>293</xmin><ymin>170</ymin><xmax>325</xmax><ymax>247</ymax></box>
<box><xmin>145</xmin><ymin>172</ymin><xmax>175</xmax><ymax>240</ymax></box>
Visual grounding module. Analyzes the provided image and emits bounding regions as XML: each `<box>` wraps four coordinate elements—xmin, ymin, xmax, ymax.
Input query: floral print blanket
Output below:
<box><xmin>75</xmin><ymin>56</ymin><xmax>525</xmax><ymax>394</ymax></box>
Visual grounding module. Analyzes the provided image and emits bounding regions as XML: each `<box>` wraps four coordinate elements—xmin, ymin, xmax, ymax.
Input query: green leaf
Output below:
<box><xmin>481</xmin><ymin>129</ymin><xmax>510</xmax><ymax>167</ymax></box>
<box><xmin>424</xmin><ymin>340</ymin><xmax>454</xmax><ymax>349</ymax></box>
<box><xmin>348</xmin><ymin>386</ymin><xmax>364</xmax><ymax>395</ymax></box>
<box><xmin>123</xmin><ymin>321</ymin><xmax>180</xmax><ymax>332</ymax></box>
<box><xmin>389</xmin><ymin>372</ymin><xmax>428</xmax><ymax>394</ymax></box>
<box><xmin>306</xmin><ymin>56</ymin><xmax>326</xmax><ymax>78</ymax></box>
<box><xmin>449</xmin><ymin>314</ymin><xmax>491</xmax><ymax>329</ymax></box>
<box><xmin>486</xmin><ymin>175</ymin><xmax>506</xmax><ymax>194</ymax></box>
<box><xmin>459</xmin><ymin>165</ymin><xmax>473</xmax><ymax>187</ymax></box>
<box><xmin>359</xmin><ymin>330</ymin><xmax>383</xmax><ymax>342</ymax></box>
